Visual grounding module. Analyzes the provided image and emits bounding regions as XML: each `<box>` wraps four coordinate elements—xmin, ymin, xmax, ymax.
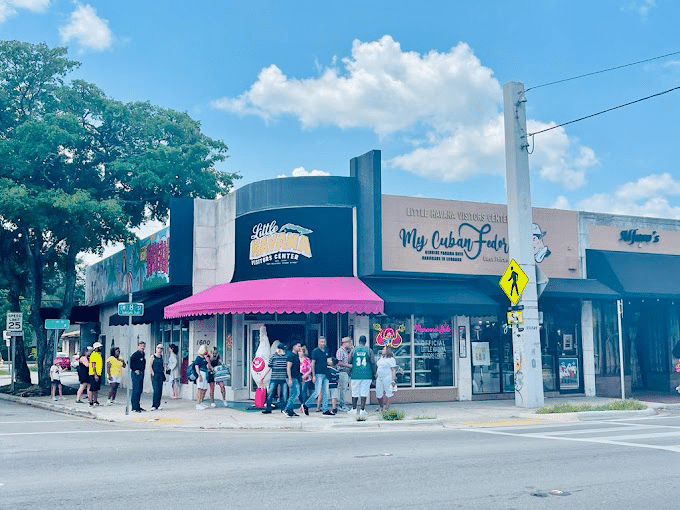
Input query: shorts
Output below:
<box><xmin>329</xmin><ymin>388</ymin><xmax>339</xmax><ymax>401</ymax></box>
<box><xmin>197</xmin><ymin>371</ymin><xmax>209</xmax><ymax>390</ymax></box>
<box><xmin>208</xmin><ymin>371</ymin><xmax>215</xmax><ymax>384</ymax></box>
<box><xmin>375</xmin><ymin>376</ymin><xmax>394</xmax><ymax>398</ymax></box>
<box><xmin>51</xmin><ymin>380</ymin><xmax>61</xmax><ymax>388</ymax></box>
<box><xmin>89</xmin><ymin>375</ymin><xmax>101</xmax><ymax>392</ymax></box>
<box><xmin>351</xmin><ymin>379</ymin><xmax>371</xmax><ymax>398</ymax></box>
<box><xmin>109</xmin><ymin>376</ymin><xmax>122</xmax><ymax>384</ymax></box>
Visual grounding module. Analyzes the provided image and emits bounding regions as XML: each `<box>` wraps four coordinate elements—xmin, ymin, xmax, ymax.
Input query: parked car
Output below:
<box><xmin>54</xmin><ymin>352</ymin><xmax>71</xmax><ymax>370</ymax></box>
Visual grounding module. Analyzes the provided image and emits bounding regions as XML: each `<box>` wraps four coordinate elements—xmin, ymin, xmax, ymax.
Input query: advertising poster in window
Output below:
<box><xmin>472</xmin><ymin>342</ymin><xmax>490</xmax><ymax>366</ymax></box>
<box><xmin>558</xmin><ymin>357</ymin><xmax>579</xmax><ymax>389</ymax></box>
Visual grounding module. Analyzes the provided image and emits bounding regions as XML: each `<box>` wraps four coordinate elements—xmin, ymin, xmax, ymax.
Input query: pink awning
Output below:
<box><xmin>164</xmin><ymin>277</ymin><xmax>384</xmax><ymax>318</ymax></box>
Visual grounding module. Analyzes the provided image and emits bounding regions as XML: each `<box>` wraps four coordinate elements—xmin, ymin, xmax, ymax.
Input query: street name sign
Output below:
<box><xmin>6</xmin><ymin>312</ymin><xmax>22</xmax><ymax>333</ymax></box>
<box><xmin>118</xmin><ymin>302</ymin><xmax>144</xmax><ymax>316</ymax></box>
<box><xmin>45</xmin><ymin>319</ymin><xmax>70</xmax><ymax>329</ymax></box>
<box><xmin>499</xmin><ymin>259</ymin><xmax>529</xmax><ymax>306</ymax></box>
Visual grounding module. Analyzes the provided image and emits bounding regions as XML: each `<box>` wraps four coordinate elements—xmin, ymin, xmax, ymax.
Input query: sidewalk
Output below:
<box><xmin>2</xmin><ymin>392</ymin><xmax>674</xmax><ymax>431</ymax></box>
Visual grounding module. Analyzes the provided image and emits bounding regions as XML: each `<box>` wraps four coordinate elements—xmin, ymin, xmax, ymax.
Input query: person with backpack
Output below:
<box><xmin>347</xmin><ymin>335</ymin><xmax>375</xmax><ymax>417</ymax></box>
<box><xmin>194</xmin><ymin>345</ymin><xmax>210</xmax><ymax>410</ymax></box>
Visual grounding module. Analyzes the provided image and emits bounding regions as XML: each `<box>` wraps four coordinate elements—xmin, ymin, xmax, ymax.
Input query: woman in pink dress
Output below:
<box><xmin>298</xmin><ymin>346</ymin><xmax>312</xmax><ymax>415</ymax></box>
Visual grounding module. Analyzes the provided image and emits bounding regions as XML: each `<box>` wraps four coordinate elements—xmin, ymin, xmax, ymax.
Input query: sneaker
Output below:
<box><xmin>331</xmin><ymin>409</ymin><xmax>337</xmax><ymax>415</ymax></box>
<box><xmin>262</xmin><ymin>409</ymin><xmax>272</xmax><ymax>414</ymax></box>
<box><xmin>323</xmin><ymin>410</ymin><xmax>334</xmax><ymax>416</ymax></box>
<box><xmin>134</xmin><ymin>409</ymin><xmax>142</xmax><ymax>413</ymax></box>
<box><xmin>210</xmin><ymin>402</ymin><xmax>217</xmax><ymax>408</ymax></box>
<box><xmin>347</xmin><ymin>408</ymin><xmax>357</xmax><ymax>415</ymax></box>
<box><xmin>195</xmin><ymin>403</ymin><xmax>207</xmax><ymax>410</ymax></box>
<box><xmin>138</xmin><ymin>407</ymin><xmax>146</xmax><ymax>412</ymax></box>
<box><xmin>302</xmin><ymin>405</ymin><xmax>309</xmax><ymax>416</ymax></box>
<box><xmin>150</xmin><ymin>407</ymin><xmax>158</xmax><ymax>411</ymax></box>
<box><xmin>359</xmin><ymin>409</ymin><xmax>368</xmax><ymax>417</ymax></box>
<box><xmin>286</xmin><ymin>411</ymin><xmax>300</xmax><ymax>417</ymax></box>
<box><xmin>223</xmin><ymin>400</ymin><xmax>229</xmax><ymax>407</ymax></box>
<box><xmin>52</xmin><ymin>397</ymin><xmax>58</xmax><ymax>401</ymax></box>
<box><xmin>59</xmin><ymin>396</ymin><xmax>67</xmax><ymax>401</ymax></box>
<box><xmin>75</xmin><ymin>400</ymin><xmax>84</xmax><ymax>404</ymax></box>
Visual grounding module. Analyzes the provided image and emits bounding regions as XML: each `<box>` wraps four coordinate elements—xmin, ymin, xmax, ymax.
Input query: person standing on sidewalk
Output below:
<box><xmin>298</xmin><ymin>346</ymin><xmax>312</xmax><ymax>414</ymax></box>
<box><xmin>88</xmin><ymin>341</ymin><xmax>103</xmax><ymax>407</ymax></box>
<box><xmin>167</xmin><ymin>344</ymin><xmax>180</xmax><ymax>399</ymax></box>
<box><xmin>129</xmin><ymin>341</ymin><xmax>146</xmax><ymax>412</ymax></box>
<box><xmin>50</xmin><ymin>359</ymin><xmax>65</xmax><ymax>401</ymax></box>
<box><xmin>194</xmin><ymin>345</ymin><xmax>210</xmax><ymax>409</ymax></box>
<box><xmin>106</xmin><ymin>346</ymin><xmax>126</xmax><ymax>405</ymax></box>
<box><xmin>303</xmin><ymin>336</ymin><xmax>331</xmax><ymax>415</ymax></box>
<box><xmin>348</xmin><ymin>335</ymin><xmax>375</xmax><ymax>417</ymax></box>
<box><xmin>336</xmin><ymin>336</ymin><xmax>353</xmax><ymax>410</ymax></box>
<box><xmin>283</xmin><ymin>342</ymin><xmax>302</xmax><ymax>417</ymax></box>
<box><xmin>149</xmin><ymin>344</ymin><xmax>165</xmax><ymax>411</ymax></box>
<box><xmin>208</xmin><ymin>346</ymin><xmax>227</xmax><ymax>407</ymax></box>
<box><xmin>262</xmin><ymin>343</ymin><xmax>288</xmax><ymax>414</ymax></box>
<box><xmin>375</xmin><ymin>346</ymin><xmax>397</xmax><ymax>413</ymax></box>
<box><xmin>75</xmin><ymin>347</ymin><xmax>91</xmax><ymax>404</ymax></box>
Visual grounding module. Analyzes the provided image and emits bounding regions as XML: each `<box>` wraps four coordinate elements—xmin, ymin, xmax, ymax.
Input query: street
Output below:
<box><xmin>1</xmin><ymin>401</ymin><xmax>680</xmax><ymax>509</ymax></box>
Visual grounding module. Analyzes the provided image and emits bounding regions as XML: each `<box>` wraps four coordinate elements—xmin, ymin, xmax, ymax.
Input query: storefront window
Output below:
<box><xmin>593</xmin><ymin>300</ymin><xmax>620</xmax><ymax>376</ymax></box>
<box><xmin>471</xmin><ymin>317</ymin><xmax>507</xmax><ymax>394</ymax></box>
<box><xmin>413</xmin><ymin>316</ymin><xmax>454</xmax><ymax>387</ymax></box>
<box><xmin>371</xmin><ymin>316</ymin><xmax>411</xmax><ymax>387</ymax></box>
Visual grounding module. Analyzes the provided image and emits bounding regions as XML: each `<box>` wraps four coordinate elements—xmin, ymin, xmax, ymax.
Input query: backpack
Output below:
<box><xmin>186</xmin><ymin>362</ymin><xmax>198</xmax><ymax>383</ymax></box>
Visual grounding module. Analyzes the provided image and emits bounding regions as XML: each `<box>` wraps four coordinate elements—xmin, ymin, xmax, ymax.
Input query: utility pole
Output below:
<box><xmin>503</xmin><ymin>81</ymin><xmax>544</xmax><ymax>408</ymax></box>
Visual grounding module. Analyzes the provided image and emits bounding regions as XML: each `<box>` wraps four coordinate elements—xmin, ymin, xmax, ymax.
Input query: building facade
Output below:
<box><xmin>85</xmin><ymin>150</ymin><xmax>680</xmax><ymax>403</ymax></box>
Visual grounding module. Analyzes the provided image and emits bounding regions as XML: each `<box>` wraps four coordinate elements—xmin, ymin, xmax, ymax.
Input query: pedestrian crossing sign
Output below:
<box><xmin>499</xmin><ymin>259</ymin><xmax>529</xmax><ymax>305</ymax></box>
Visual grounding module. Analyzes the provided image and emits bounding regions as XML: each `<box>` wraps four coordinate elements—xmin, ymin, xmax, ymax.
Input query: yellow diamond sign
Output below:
<box><xmin>499</xmin><ymin>259</ymin><xmax>529</xmax><ymax>305</ymax></box>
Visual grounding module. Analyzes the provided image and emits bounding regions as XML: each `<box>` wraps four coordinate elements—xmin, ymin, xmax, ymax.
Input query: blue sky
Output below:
<box><xmin>3</xmin><ymin>0</ymin><xmax>680</xmax><ymax>242</ymax></box>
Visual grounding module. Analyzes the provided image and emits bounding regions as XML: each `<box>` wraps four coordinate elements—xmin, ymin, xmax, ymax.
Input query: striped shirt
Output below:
<box><xmin>268</xmin><ymin>353</ymin><xmax>289</xmax><ymax>380</ymax></box>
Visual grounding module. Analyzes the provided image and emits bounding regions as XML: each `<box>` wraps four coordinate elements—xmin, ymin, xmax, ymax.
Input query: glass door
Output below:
<box><xmin>245</xmin><ymin>323</ymin><xmax>264</xmax><ymax>399</ymax></box>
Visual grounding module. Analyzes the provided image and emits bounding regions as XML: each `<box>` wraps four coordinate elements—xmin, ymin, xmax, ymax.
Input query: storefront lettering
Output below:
<box><xmin>249</xmin><ymin>220</ymin><xmax>312</xmax><ymax>265</ymax></box>
<box><xmin>145</xmin><ymin>239</ymin><xmax>169</xmax><ymax>277</ymax></box>
<box><xmin>619</xmin><ymin>229</ymin><xmax>660</xmax><ymax>245</ymax></box>
<box><xmin>400</xmin><ymin>223</ymin><xmax>508</xmax><ymax>260</ymax></box>
<box><xmin>414</xmin><ymin>324</ymin><xmax>451</xmax><ymax>334</ymax></box>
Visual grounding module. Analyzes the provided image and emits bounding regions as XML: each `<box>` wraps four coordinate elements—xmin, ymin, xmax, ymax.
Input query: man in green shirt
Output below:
<box><xmin>348</xmin><ymin>335</ymin><xmax>375</xmax><ymax>417</ymax></box>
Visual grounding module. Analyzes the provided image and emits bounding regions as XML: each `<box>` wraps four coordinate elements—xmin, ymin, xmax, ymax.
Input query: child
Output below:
<box><xmin>327</xmin><ymin>357</ymin><xmax>340</xmax><ymax>415</ymax></box>
<box><xmin>50</xmin><ymin>359</ymin><xmax>65</xmax><ymax>401</ymax></box>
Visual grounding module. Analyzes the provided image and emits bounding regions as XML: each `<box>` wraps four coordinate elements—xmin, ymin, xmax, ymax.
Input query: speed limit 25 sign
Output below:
<box><xmin>6</xmin><ymin>312</ymin><xmax>23</xmax><ymax>333</ymax></box>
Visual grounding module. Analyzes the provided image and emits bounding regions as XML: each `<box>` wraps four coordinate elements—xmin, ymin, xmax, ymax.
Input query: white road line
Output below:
<box><xmin>0</xmin><ymin>420</ymin><xmax>83</xmax><ymax>425</ymax></box>
<box><xmin>0</xmin><ymin>429</ymin><xmax>155</xmax><ymax>437</ymax></box>
<box><xmin>468</xmin><ymin>427</ymin><xmax>680</xmax><ymax>453</ymax></box>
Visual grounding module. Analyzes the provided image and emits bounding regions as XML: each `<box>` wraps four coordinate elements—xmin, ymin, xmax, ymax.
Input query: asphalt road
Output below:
<box><xmin>2</xmin><ymin>401</ymin><xmax>680</xmax><ymax>509</ymax></box>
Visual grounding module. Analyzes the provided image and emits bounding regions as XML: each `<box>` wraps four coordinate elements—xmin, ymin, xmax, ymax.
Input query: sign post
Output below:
<box><xmin>118</xmin><ymin>297</ymin><xmax>144</xmax><ymax>415</ymax></box>
<box><xmin>6</xmin><ymin>312</ymin><xmax>22</xmax><ymax>393</ymax></box>
<box><xmin>45</xmin><ymin>319</ymin><xmax>71</xmax><ymax>365</ymax></box>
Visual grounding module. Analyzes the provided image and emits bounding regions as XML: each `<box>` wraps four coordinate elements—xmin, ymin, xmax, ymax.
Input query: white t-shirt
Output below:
<box><xmin>376</xmin><ymin>356</ymin><xmax>396</xmax><ymax>379</ymax></box>
<box><xmin>50</xmin><ymin>365</ymin><xmax>61</xmax><ymax>381</ymax></box>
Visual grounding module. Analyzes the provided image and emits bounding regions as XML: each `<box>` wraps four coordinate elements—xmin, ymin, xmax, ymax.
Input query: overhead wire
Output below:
<box><xmin>527</xmin><ymin>85</ymin><xmax>680</xmax><ymax>137</ymax></box>
<box><xmin>525</xmin><ymin>50</ymin><xmax>680</xmax><ymax>92</ymax></box>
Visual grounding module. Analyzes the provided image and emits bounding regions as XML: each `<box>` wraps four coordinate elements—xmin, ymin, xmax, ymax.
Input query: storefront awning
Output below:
<box><xmin>541</xmin><ymin>278</ymin><xmax>619</xmax><ymax>300</ymax></box>
<box><xmin>586</xmin><ymin>249</ymin><xmax>680</xmax><ymax>298</ymax></box>
<box><xmin>109</xmin><ymin>288</ymin><xmax>192</xmax><ymax>326</ymax></box>
<box><xmin>363</xmin><ymin>277</ymin><xmax>502</xmax><ymax>316</ymax></box>
<box><xmin>163</xmin><ymin>277</ymin><xmax>384</xmax><ymax>318</ymax></box>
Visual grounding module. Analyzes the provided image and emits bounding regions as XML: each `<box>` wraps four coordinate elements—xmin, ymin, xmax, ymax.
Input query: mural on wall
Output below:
<box><xmin>374</xmin><ymin>323</ymin><xmax>405</xmax><ymax>347</ymax></box>
<box><xmin>381</xmin><ymin>196</ymin><xmax>579</xmax><ymax>278</ymax></box>
<box><xmin>233</xmin><ymin>207</ymin><xmax>353</xmax><ymax>281</ymax></box>
<box><xmin>85</xmin><ymin>227</ymin><xmax>170</xmax><ymax>305</ymax></box>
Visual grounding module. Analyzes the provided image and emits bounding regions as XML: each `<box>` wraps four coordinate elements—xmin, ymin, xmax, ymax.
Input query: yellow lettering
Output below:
<box><xmin>286</xmin><ymin>233</ymin><xmax>299</xmax><ymax>251</ymax></box>
<box><xmin>273</xmin><ymin>233</ymin><xmax>287</xmax><ymax>252</ymax></box>
<box><xmin>297</xmin><ymin>235</ymin><xmax>312</xmax><ymax>258</ymax></box>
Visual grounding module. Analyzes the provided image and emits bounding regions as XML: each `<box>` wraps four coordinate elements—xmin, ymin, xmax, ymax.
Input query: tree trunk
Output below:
<box><xmin>26</xmin><ymin>233</ymin><xmax>50</xmax><ymax>394</ymax></box>
<box><xmin>6</xmin><ymin>292</ymin><xmax>31</xmax><ymax>384</ymax></box>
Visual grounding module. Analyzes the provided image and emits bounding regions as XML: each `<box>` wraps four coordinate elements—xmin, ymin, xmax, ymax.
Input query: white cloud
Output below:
<box><xmin>276</xmin><ymin>166</ymin><xmax>330</xmax><ymax>178</ymax></box>
<box><xmin>214</xmin><ymin>35</ymin><xmax>596</xmax><ymax>190</ymax></box>
<box><xmin>577</xmin><ymin>173</ymin><xmax>680</xmax><ymax>219</ymax></box>
<box><xmin>621</xmin><ymin>0</ymin><xmax>656</xmax><ymax>18</ymax></box>
<box><xmin>59</xmin><ymin>3</ymin><xmax>112</xmax><ymax>52</ymax></box>
<box><xmin>0</xmin><ymin>0</ymin><xmax>49</xmax><ymax>23</ymax></box>
<box><xmin>551</xmin><ymin>196</ymin><xmax>573</xmax><ymax>210</ymax></box>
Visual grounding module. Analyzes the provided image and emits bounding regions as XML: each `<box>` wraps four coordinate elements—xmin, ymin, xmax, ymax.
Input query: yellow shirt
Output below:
<box><xmin>89</xmin><ymin>351</ymin><xmax>103</xmax><ymax>376</ymax></box>
<box><xmin>107</xmin><ymin>356</ymin><xmax>124</xmax><ymax>377</ymax></box>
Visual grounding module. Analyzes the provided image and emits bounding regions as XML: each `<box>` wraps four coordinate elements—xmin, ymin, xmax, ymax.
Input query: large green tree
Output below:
<box><xmin>0</xmin><ymin>41</ymin><xmax>239</xmax><ymax>391</ymax></box>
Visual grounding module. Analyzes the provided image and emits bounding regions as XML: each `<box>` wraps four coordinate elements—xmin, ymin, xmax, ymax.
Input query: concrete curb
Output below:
<box><xmin>576</xmin><ymin>408</ymin><xmax>657</xmax><ymax>421</ymax></box>
<box><xmin>330</xmin><ymin>418</ymin><xmax>445</xmax><ymax>429</ymax></box>
<box><xmin>0</xmin><ymin>393</ymin><xmax>96</xmax><ymax>420</ymax></box>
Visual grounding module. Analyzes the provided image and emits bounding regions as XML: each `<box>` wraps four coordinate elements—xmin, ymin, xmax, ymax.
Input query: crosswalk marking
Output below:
<box><xmin>466</xmin><ymin>417</ymin><xmax>680</xmax><ymax>453</ymax></box>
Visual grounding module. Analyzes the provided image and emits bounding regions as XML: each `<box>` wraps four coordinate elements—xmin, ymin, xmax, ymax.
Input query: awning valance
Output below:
<box><xmin>363</xmin><ymin>277</ymin><xmax>502</xmax><ymax>316</ymax></box>
<box><xmin>541</xmin><ymin>278</ymin><xmax>619</xmax><ymax>300</ymax></box>
<box><xmin>586</xmin><ymin>249</ymin><xmax>680</xmax><ymax>298</ymax></box>
<box><xmin>164</xmin><ymin>277</ymin><xmax>384</xmax><ymax>318</ymax></box>
<box><xmin>110</xmin><ymin>288</ymin><xmax>192</xmax><ymax>326</ymax></box>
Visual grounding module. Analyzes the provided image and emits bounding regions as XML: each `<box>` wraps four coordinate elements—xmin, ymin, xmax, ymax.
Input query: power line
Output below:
<box><xmin>526</xmin><ymin>50</ymin><xmax>680</xmax><ymax>92</ymax></box>
<box><xmin>527</xmin><ymin>85</ymin><xmax>680</xmax><ymax>137</ymax></box>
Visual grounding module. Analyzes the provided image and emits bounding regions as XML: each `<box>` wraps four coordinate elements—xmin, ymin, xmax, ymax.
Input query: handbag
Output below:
<box><xmin>213</xmin><ymin>364</ymin><xmax>230</xmax><ymax>383</ymax></box>
<box><xmin>165</xmin><ymin>368</ymin><xmax>171</xmax><ymax>375</ymax></box>
<box><xmin>675</xmin><ymin>360</ymin><xmax>680</xmax><ymax>373</ymax></box>
<box><xmin>254</xmin><ymin>387</ymin><xmax>267</xmax><ymax>408</ymax></box>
